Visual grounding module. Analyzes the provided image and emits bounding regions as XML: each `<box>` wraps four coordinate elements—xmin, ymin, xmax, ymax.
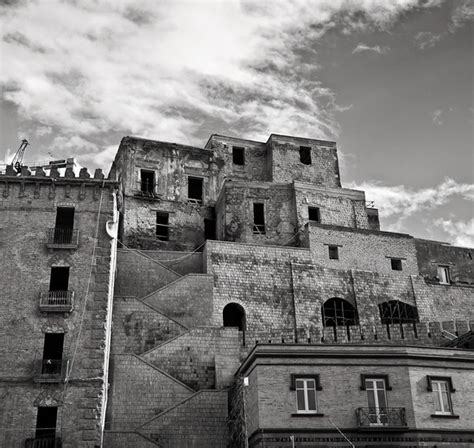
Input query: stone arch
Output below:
<box><xmin>223</xmin><ymin>303</ymin><xmax>246</xmax><ymax>331</ymax></box>
<box><xmin>321</xmin><ymin>297</ymin><xmax>359</xmax><ymax>327</ymax></box>
<box><xmin>379</xmin><ymin>300</ymin><xmax>419</xmax><ymax>324</ymax></box>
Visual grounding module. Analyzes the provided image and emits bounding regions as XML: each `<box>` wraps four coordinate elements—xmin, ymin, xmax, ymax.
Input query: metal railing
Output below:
<box><xmin>33</xmin><ymin>359</ymin><xmax>68</xmax><ymax>383</ymax></box>
<box><xmin>39</xmin><ymin>291</ymin><xmax>74</xmax><ymax>312</ymax></box>
<box><xmin>356</xmin><ymin>407</ymin><xmax>407</xmax><ymax>428</ymax></box>
<box><xmin>46</xmin><ymin>228</ymin><xmax>79</xmax><ymax>248</ymax></box>
<box><xmin>25</xmin><ymin>438</ymin><xmax>62</xmax><ymax>448</ymax></box>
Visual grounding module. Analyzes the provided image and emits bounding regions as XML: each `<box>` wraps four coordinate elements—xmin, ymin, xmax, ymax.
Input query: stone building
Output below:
<box><xmin>0</xmin><ymin>133</ymin><xmax>473</xmax><ymax>447</ymax></box>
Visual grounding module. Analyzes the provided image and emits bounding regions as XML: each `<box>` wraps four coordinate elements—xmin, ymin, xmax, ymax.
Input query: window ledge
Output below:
<box><xmin>430</xmin><ymin>414</ymin><xmax>459</xmax><ymax>419</ymax></box>
<box><xmin>291</xmin><ymin>413</ymin><xmax>325</xmax><ymax>417</ymax></box>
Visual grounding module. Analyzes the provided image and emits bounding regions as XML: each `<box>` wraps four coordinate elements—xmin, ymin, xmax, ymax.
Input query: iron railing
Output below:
<box><xmin>356</xmin><ymin>407</ymin><xmax>407</xmax><ymax>429</ymax></box>
<box><xmin>46</xmin><ymin>228</ymin><xmax>79</xmax><ymax>248</ymax></box>
<box><xmin>25</xmin><ymin>438</ymin><xmax>62</xmax><ymax>448</ymax></box>
<box><xmin>33</xmin><ymin>359</ymin><xmax>68</xmax><ymax>383</ymax></box>
<box><xmin>39</xmin><ymin>291</ymin><xmax>74</xmax><ymax>312</ymax></box>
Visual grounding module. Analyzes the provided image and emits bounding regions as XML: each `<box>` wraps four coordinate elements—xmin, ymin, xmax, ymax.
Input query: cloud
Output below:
<box><xmin>352</xmin><ymin>43</ymin><xmax>390</xmax><ymax>54</ymax></box>
<box><xmin>414</xmin><ymin>31</ymin><xmax>442</xmax><ymax>50</ymax></box>
<box><xmin>0</xmin><ymin>0</ymin><xmax>448</xmax><ymax>165</ymax></box>
<box><xmin>432</xmin><ymin>109</ymin><xmax>444</xmax><ymax>125</ymax></box>
<box><xmin>435</xmin><ymin>218</ymin><xmax>474</xmax><ymax>248</ymax></box>
<box><xmin>449</xmin><ymin>0</ymin><xmax>474</xmax><ymax>31</ymax></box>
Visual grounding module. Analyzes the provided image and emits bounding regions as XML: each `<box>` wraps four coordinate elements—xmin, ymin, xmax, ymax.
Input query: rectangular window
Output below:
<box><xmin>140</xmin><ymin>170</ymin><xmax>155</xmax><ymax>194</ymax></box>
<box><xmin>49</xmin><ymin>267</ymin><xmax>69</xmax><ymax>292</ymax></box>
<box><xmin>437</xmin><ymin>265</ymin><xmax>450</xmax><ymax>285</ymax></box>
<box><xmin>54</xmin><ymin>207</ymin><xmax>75</xmax><ymax>244</ymax></box>
<box><xmin>308</xmin><ymin>206</ymin><xmax>320</xmax><ymax>222</ymax></box>
<box><xmin>35</xmin><ymin>406</ymin><xmax>58</xmax><ymax>439</ymax></box>
<box><xmin>253</xmin><ymin>203</ymin><xmax>265</xmax><ymax>234</ymax></box>
<box><xmin>232</xmin><ymin>146</ymin><xmax>245</xmax><ymax>165</ymax></box>
<box><xmin>390</xmin><ymin>258</ymin><xmax>402</xmax><ymax>271</ymax></box>
<box><xmin>42</xmin><ymin>333</ymin><xmax>64</xmax><ymax>375</ymax></box>
<box><xmin>295</xmin><ymin>378</ymin><xmax>317</xmax><ymax>413</ymax></box>
<box><xmin>156</xmin><ymin>212</ymin><xmax>169</xmax><ymax>241</ymax></box>
<box><xmin>328</xmin><ymin>245</ymin><xmax>339</xmax><ymax>260</ymax></box>
<box><xmin>205</xmin><ymin>218</ymin><xmax>216</xmax><ymax>240</ymax></box>
<box><xmin>432</xmin><ymin>380</ymin><xmax>453</xmax><ymax>414</ymax></box>
<box><xmin>299</xmin><ymin>146</ymin><xmax>312</xmax><ymax>165</ymax></box>
<box><xmin>365</xmin><ymin>378</ymin><xmax>388</xmax><ymax>425</ymax></box>
<box><xmin>188</xmin><ymin>176</ymin><xmax>203</xmax><ymax>202</ymax></box>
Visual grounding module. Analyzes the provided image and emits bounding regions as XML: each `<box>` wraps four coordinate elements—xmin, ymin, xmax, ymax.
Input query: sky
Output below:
<box><xmin>0</xmin><ymin>0</ymin><xmax>473</xmax><ymax>247</ymax></box>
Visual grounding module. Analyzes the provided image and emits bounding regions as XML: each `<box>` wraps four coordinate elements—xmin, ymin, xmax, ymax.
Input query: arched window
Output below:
<box><xmin>379</xmin><ymin>300</ymin><xmax>419</xmax><ymax>324</ymax></box>
<box><xmin>223</xmin><ymin>303</ymin><xmax>246</xmax><ymax>331</ymax></box>
<box><xmin>321</xmin><ymin>298</ymin><xmax>358</xmax><ymax>327</ymax></box>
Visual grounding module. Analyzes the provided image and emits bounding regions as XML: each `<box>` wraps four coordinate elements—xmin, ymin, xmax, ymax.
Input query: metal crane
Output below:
<box><xmin>11</xmin><ymin>139</ymin><xmax>29</xmax><ymax>173</ymax></box>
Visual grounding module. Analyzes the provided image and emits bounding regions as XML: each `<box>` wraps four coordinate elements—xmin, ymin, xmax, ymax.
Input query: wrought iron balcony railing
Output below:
<box><xmin>356</xmin><ymin>407</ymin><xmax>407</xmax><ymax>429</ymax></box>
<box><xmin>39</xmin><ymin>291</ymin><xmax>74</xmax><ymax>312</ymax></box>
<box><xmin>33</xmin><ymin>359</ymin><xmax>68</xmax><ymax>383</ymax></box>
<box><xmin>24</xmin><ymin>437</ymin><xmax>62</xmax><ymax>448</ymax></box>
<box><xmin>46</xmin><ymin>228</ymin><xmax>79</xmax><ymax>249</ymax></box>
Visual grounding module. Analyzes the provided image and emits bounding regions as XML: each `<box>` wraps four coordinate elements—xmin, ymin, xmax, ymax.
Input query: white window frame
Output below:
<box><xmin>295</xmin><ymin>378</ymin><xmax>318</xmax><ymax>414</ymax></box>
<box><xmin>437</xmin><ymin>265</ymin><xmax>450</xmax><ymax>285</ymax></box>
<box><xmin>432</xmin><ymin>380</ymin><xmax>453</xmax><ymax>415</ymax></box>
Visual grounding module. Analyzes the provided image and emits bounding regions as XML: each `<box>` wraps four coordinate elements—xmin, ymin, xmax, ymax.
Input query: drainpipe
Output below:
<box><xmin>289</xmin><ymin>260</ymin><xmax>298</xmax><ymax>342</ymax></box>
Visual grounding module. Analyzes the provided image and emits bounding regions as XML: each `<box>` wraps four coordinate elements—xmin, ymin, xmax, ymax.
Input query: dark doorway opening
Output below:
<box><xmin>232</xmin><ymin>146</ymin><xmax>245</xmax><ymax>165</ymax></box>
<box><xmin>35</xmin><ymin>406</ymin><xmax>58</xmax><ymax>439</ymax></box>
<box><xmin>253</xmin><ymin>203</ymin><xmax>265</xmax><ymax>234</ymax></box>
<box><xmin>223</xmin><ymin>303</ymin><xmax>246</xmax><ymax>331</ymax></box>
<box><xmin>42</xmin><ymin>333</ymin><xmax>64</xmax><ymax>375</ymax></box>
<box><xmin>299</xmin><ymin>146</ymin><xmax>312</xmax><ymax>165</ymax></box>
<box><xmin>188</xmin><ymin>177</ymin><xmax>203</xmax><ymax>202</ymax></box>
<box><xmin>54</xmin><ymin>207</ymin><xmax>74</xmax><ymax>244</ymax></box>
<box><xmin>140</xmin><ymin>170</ymin><xmax>155</xmax><ymax>194</ymax></box>
<box><xmin>205</xmin><ymin>218</ymin><xmax>216</xmax><ymax>240</ymax></box>
<box><xmin>49</xmin><ymin>267</ymin><xmax>69</xmax><ymax>292</ymax></box>
<box><xmin>156</xmin><ymin>212</ymin><xmax>169</xmax><ymax>241</ymax></box>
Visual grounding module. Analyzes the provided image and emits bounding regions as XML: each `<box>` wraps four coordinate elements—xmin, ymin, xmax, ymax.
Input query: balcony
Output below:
<box><xmin>356</xmin><ymin>407</ymin><xmax>407</xmax><ymax>431</ymax></box>
<box><xmin>33</xmin><ymin>359</ymin><xmax>68</xmax><ymax>383</ymax></box>
<box><xmin>39</xmin><ymin>291</ymin><xmax>74</xmax><ymax>313</ymax></box>
<box><xmin>25</xmin><ymin>438</ymin><xmax>62</xmax><ymax>448</ymax></box>
<box><xmin>46</xmin><ymin>228</ymin><xmax>79</xmax><ymax>249</ymax></box>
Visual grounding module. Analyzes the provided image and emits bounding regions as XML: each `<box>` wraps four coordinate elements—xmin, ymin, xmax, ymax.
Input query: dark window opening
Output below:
<box><xmin>253</xmin><ymin>203</ymin><xmax>265</xmax><ymax>234</ymax></box>
<box><xmin>49</xmin><ymin>267</ymin><xmax>69</xmax><ymax>292</ymax></box>
<box><xmin>390</xmin><ymin>258</ymin><xmax>402</xmax><ymax>271</ymax></box>
<box><xmin>322</xmin><ymin>298</ymin><xmax>358</xmax><ymax>327</ymax></box>
<box><xmin>188</xmin><ymin>177</ymin><xmax>203</xmax><ymax>202</ymax></box>
<box><xmin>379</xmin><ymin>300</ymin><xmax>419</xmax><ymax>324</ymax></box>
<box><xmin>54</xmin><ymin>207</ymin><xmax>74</xmax><ymax>244</ymax></box>
<box><xmin>42</xmin><ymin>333</ymin><xmax>64</xmax><ymax>375</ymax></box>
<box><xmin>223</xmin><ymin>303</ymin><xmax>246</xmax><ymax>331</ymax></box>
<box><xmin>35</xmin><ymin>406</ymin><xmax>58</xmax><ymax>440</ymax></box>
<box><xmin>156</xmin><ymin>212</ymin><xmax>169</xmax><ymax>241</ymax></box>
<box><xmin>205</xmin><ymin>218</ymin><xmax>216</xmax><ymax>240</ymax></box>
<box><xmin>232</xmin><ymin>146</ymin><xmax>245</xmax><ymax>165</ymax></box>
<box><xmin>140</xmin><ymin>170</ymin><xmax>155</xmax><ymax>194</ymax></box>
<box><xmin>299</xmin><ymin>146</ymin><xmax>312</xmax><ymax>165</ymax></box>
<box><xmin>328</xmin><ymin>245</ymin><xmax>339</xmax><ymax>260</ymax></box>
<box><xmin>308</xmin><ymin>207</ymin><xmax>320</xmax><ymax>222</ymax></box>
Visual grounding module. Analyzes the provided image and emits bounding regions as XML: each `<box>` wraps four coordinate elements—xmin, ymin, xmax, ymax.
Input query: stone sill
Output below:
<box><xmin>431</xmin><ymin>414</ymin><xmax>460</xmax><ymax>419</ymax></box>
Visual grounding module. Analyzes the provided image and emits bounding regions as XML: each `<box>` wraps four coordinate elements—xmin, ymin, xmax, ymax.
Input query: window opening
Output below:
<box><xmin>188</xmin><ymin>177</ymin><xmax>203</xmax><ymax>202</ymax></box>
<box><xmin>232</xmin><ymin>146</ymin><xmax>245</xmax><ymax>165</ymax></box>
<box><xmin>366</xmin><ymin>378</ymin><xmax>388</xmax><ymax>425</ymax></box>
<box><xmin>321</xmin><ymin>298</ymin><xmax>358</xmax><ymax>327</ymax></box>
<box><xmin>437</xmin><ymin>265</ymin><xmax>450</xmax><ymax>285</ymax></box>
<box><xmin>156</xmin><ymin>212</ymin><xmax>169</xmax><ymax>241</ymax></box>
<box><xmin>49</xmin><ymin>267</ymin><xmax>69</xmax><ymax>292</ymax></box>
<box><xmin>379</xmin><ymin>300</ymin><xmax>419</xmax><ymax>324</ymax></box>
<box><xmin>253</xmin><ymin>203</ymin><xmax>265</xmax><ymax>234</ymax></box>
<box><xmin>328</xmin><ymin>245</ymin><xmax>339</xmax><ymax>260</ymax></box>
<box><xmin>140</xmin><ymin>170</ymin><xmax>155</xmax><ymax>194</ymax></box>
<box><xmin>432</xmin><ymin>380</ymin><xmax>453</xmax><ymax>415</ymax></box>
<box><xmin>299</xmin><ymin>146</ymin><xmax>312</xmax><ymax>165</ymax></box>
<box><xmin>35</xmin><ymin>406</ymin><xmax>58</xmax><ymax>440</ymax></box>
<box><xmin>54</xmin><ymin>207</ymin><xmax>74</xmax><ymax>244</ymax></box>
<box><xmin>295</xmin><ymin>378</ymin><xmax>317</xmax><ymax>413</ymax></box>
<box><xmin>308</xmin><ymin>207</ymin><xmax>320</xmax><ymax>222</ymax></box>
<box><xmin>42</xmin><ymin>333</ymin><xmax>64</xmax><ymax>375</ymax></box>
<box><xmin>390</xmin><ymin>258</ymin><xmax>402</xmax><ymax>271</ymax></box>
<box><xmin>223</xmin><ymin>303</ymin><xmax>246</xmax><ymax>331</ymax></box>
<box><xmin>205</xmin><ymin>218</ymin><xmax>216</xmax><ymax>240</ymax></box>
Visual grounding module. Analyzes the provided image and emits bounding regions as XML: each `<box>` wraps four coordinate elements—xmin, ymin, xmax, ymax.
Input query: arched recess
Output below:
<box><xmin>223</xmin><ymin>303</ymin><xmax>246</xmax><ymax>331</ymax></box>
<box><xmin>321</xmin><ymin>298</ymin><xmax>359</xmax><ymax>327</ymax></box>
<box><xmin>379</xmin><ymin>300</ymin><xmax>419</xmax><ymax>324</ymax></box>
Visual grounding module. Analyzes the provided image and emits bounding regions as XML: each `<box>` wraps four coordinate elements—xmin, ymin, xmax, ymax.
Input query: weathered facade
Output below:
<box><xmin>1</xmin><ymin>132</ymin><xmax>473</xmax><ymax>447</ymax></box>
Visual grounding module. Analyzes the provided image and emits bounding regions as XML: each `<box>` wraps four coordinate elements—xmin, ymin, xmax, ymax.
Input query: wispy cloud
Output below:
<box><xmin>432</xmin><ymin>109</ymin><xmax>444</xmax><ymax>125</ymax></box>
<box><xmin>435</xmin><ymin>218</ymin><xmax>474</xmax><ymax>248</ymax></box>
<box><xmin>414</xmin><ymin>31</ymin><xmax>442</xmax><ymax>50</ymax></box>
<box><xmin>449</xmin><ymin>0</ymin><xmax>474</xmax><ymax>31</ymax></box>
<box><xmin>352</xmin><ymin>43</ymin><xmax>390</xmax><ymax>54</ymax></box>
<box><xmin>0</xmin><ymin>0</ymin><xmax>456</xmax><ymax>165</ymax></box>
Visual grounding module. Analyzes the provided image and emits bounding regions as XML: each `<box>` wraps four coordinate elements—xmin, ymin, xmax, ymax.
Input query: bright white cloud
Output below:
<box><xmin>352</xmin><ymin>43</ymin><xmax>390</xmax><ymax>54</ymax></box>
<box><xmin>435</xmin><ymin>218</ymin><xmax>474</xmax><ymax>248</ymax></box>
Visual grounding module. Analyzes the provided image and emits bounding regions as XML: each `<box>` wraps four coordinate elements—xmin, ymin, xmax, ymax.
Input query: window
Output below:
<box><xmin>308</xmin><ymin>206</ymin><xmax>320</xmax><ymax>222</ymax></box>
<box><xmin>140</xmin><ymin>170</ymin><xmax>155</xmax><ymax>194</ymax></box>
<box><xmin>437</xmin><ymin>265</ymin><xmax>450</xmax><ymax>285</ymax></box>
<box><xmin>253</xmin><ymin>203</ymin><xmax>265</xmax><ymax>234</ymax></box>
<box><xmin>390</xmin><ymin>258</ymin><xmax>402</xmax><ymax>271</ymax></box>
<box><xmin>42</xmin><ymin>333</ymin><xmax>64</xmax><ymax>375</ymax></box>
<box><xmin>204</xmin><ymin>218</ymin><xmax>216</xmax><ymax>240</ymax></box>
<box><xmin>188</xmin><ymin>177</ymin><xmax>203</xmax><ymax>202</ymax></box>
<box><xmin>427</xmin><ymin>376</ymin><xmax>456</xmax><ymax>417</ymax></box>
<box><xmin>299</xmin><ymin>146</ymin><xmax>312</xmax><ymax>165</ymax></box>
<box><xmin>328</xmin><ymin>245</ymin><xmax>339</xmax><ymax>260</ymax></box>
<box><xmin>290</xmin><ymin>375</ymin><xmax>321</xmax><ymax>414</ymax></box>
<box><xmin>379</xmin><ymin>300</ymin><xmax>419</xmax><ymax>324</ymax></box>
<box><xmin>49</xmin><ymin>267</ymin><xmax>69</xmax><ymax>292</ymax></box>
<box><xmin>35</xmin><ymin>406</ymin><xmax>58</xmax><ymax>440</ymax></box>
<box><xmin>223</xmin><ymin>303</ymin><xmax>246</xmax><ymax>331</ymax></box>
<box><xmin>156</xmin><ymin>212</ymin><xmax>169</xmax><ymax>241</ymax></box>
<box><xmin>54</xmin><ymin>207</ymin><xmax>74</xmax><ymax>244</ymax></box>
<box><xmin>321</xmin><ymin>298</ymin><xmax>358</xmax><ymax>327</ymax></box>
<box><xmin>365</xmin><ymin>377</ymin><xmax>388</xmax><ymax>425</ymax></box>
<box><xmin>232</xmin><ymin>146</ymin><xmax>245</xmax><ymax>165</ymax></box>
